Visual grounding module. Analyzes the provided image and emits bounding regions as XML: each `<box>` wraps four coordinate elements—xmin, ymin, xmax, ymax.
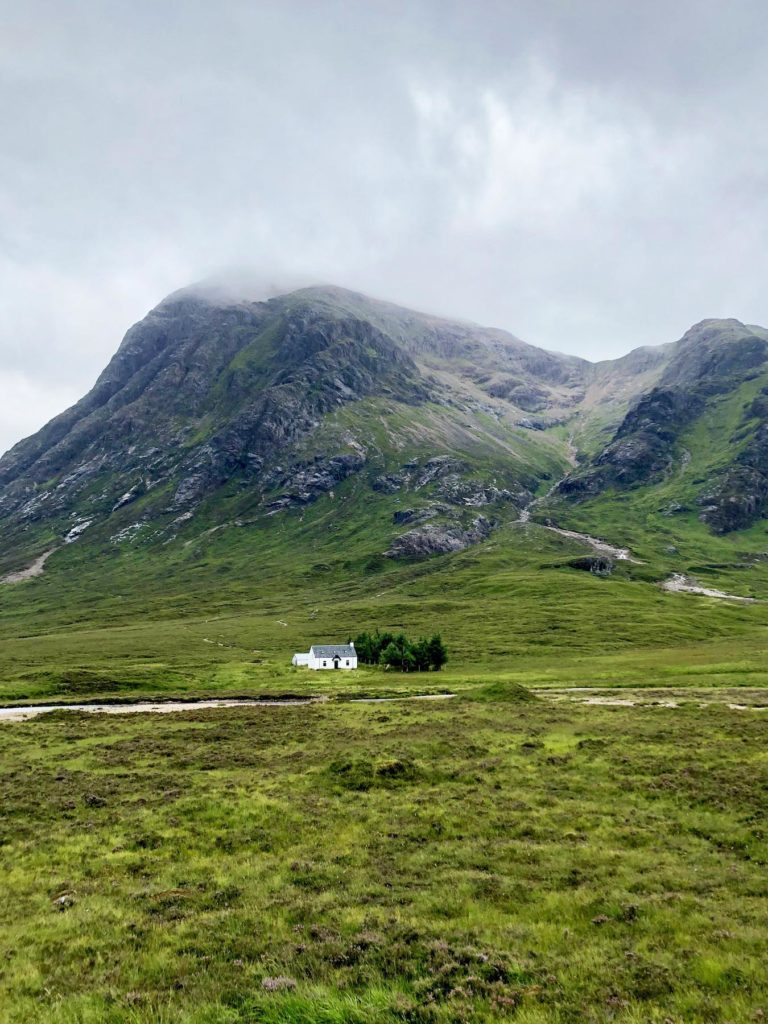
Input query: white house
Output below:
<box><xmin>292</xmin><ymin>642</ymin><xmax>358</xmax><ymax>670</ymax></box>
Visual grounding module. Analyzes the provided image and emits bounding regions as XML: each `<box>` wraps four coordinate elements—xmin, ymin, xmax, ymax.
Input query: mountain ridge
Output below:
<box><xmin>2</xmin><ymin>283</ymin><xmax>768</xmax><ymax>607</ymax></box>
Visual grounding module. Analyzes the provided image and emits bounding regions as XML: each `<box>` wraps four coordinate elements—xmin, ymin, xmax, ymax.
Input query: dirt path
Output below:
<box><xmin>517</xmin><ymin>515</ymin><xmax>759</xmax><ymax>592</ymax></box>
<box><xmin>513</xmin><ymin>446</ymin><xmax>642</xmax><ymax>562</ymax></box>
<box><xmin>661</xmin><ymin>573</ymin><xmax>756</xmax><ymax>603</ymax></box>
<box><xmin>1</xmin><ymin>548</ymin><xmax>59</xmax><ymax>584</ymax></box>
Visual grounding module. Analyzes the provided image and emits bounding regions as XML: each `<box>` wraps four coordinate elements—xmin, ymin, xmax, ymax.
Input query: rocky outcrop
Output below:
<box><xmin>660</xmin><ymin>319</ymin><xmax>768</xmax><ymax>387</ymax></box>
<box><xmin>392</xmin><ymin>507</ymin><xmax>444</xmax><ymax>526</ymax></box>
<box><xmin>699</xmin><ymin>418</ymin><xmax>768</xmax><ymax>533</ymax></box>
<box><xmin>384</xmin><ymin>515</ymin><xmax>493</xmax><ymax>559</ymax></box>
<box><xmin>486</xmin><ymin>377</ymin><xmax>550</xmax><ymax>411</ymax></box>
<box><xmin>297</xmin><ymin>285</ymin><xmax>591</xmax><ymax>404</ymax></box>
<box><xmin>562</xmin><ymin>356</ymin><xmax>768</xmax><ymax>534</ymax></box>
<box><xmin>373</xmin><ymin>456</ymin><xmax>527</xmax><ymax>512</ymax></box>
<box><xmin>372</xmin><ymin>473</ymin><xmax>406</xmax><ymax>495</ymax></box>
<box><xmin>566</xmin><ymin>555</ymin><xmax>614</xmax><ymax>576</ymax></box>
<box><xmin>264</xmin><ymin>454</ymin><xmax>365</xmax><ymax>512</ymax></box>
<box><xmin>558</xmin><ymin>319</ymin><xmax>768</xmax><ymax>513</ymax></box>
<box><xmin>435</xmin><ymin>476</ymin><xmax>524</xmax><ymax>508</ymax></box>
<box><xmin>515</xmin><ymin>416</ymin><xmax>566</xmax><ymax>430</ymax></box>
<box><xmin>4</xmin><ymin>285</ymin><xmax>768</xmax><ymax>574</ymax></box>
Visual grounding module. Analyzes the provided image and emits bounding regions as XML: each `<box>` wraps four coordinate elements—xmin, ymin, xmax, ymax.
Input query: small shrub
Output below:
<box><xmin>328</xmin><ymin>758</ymin><xmax>375</xmax><ymax>791</ymax></box>
<box><xmin>327</xmin><ymin>756</ymin><xmax>423</xmax><ymax>790</ymax></box>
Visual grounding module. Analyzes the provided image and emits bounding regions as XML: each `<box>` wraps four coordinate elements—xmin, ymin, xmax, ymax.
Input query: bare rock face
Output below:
<box><xmin>486</xmin><ymin>377</ymin><xmax>550</xmax><ymax>411</ymax></box>
<box><xmin>661</xmin><ymin>319</ymin><xmax>768</xmax><ymax>386</ymax></box>
<box><xmin>375</xmin><ymin>457</ymin><xmax>528</xmax><ymax>515</ymax></box>
<box><xmin>699</xmin><ymin>418</ymin><xmax>768</xmax><ymax>533</ymax></box>
<box><xmin>392</xmin><ymin>507</ymin><xmax>443</xmax><ymax>526</ymax></box>
<box><xmin>0</xmin><ymin>289</ymin><xmax>428</xmax><ymax>539</ymax></box>
<box><xmin>435</xmin><ymin>476</ymin><xmax>523</xmax><ymax>507</ymax></box>
<box><xmin>2</xmin><ymin>285</ymin><xmax>591</xmax><ymax>573</ymax></box>
<box><xmin>4</xmin><ymin>284</ymin><xmax>768</xmax><ymax>577</ymax></box>
<box><xmin>384</xmin><ymin>515</ymin><xmax>493</xmax><ymax>559</ymax></box>
<box><xmin>372</xmin><ymin>474</ymin><xmax>406</xmax><ymax>494</ymax></box>
<box><xmin>264</xmin><ymin>454</ymin><xmax>366</xmax><ymax>512</ymax></box>
<box><xmin>373</xmin><ymin>456</ymin><xmax>467</xmax><ymax>493</ymax></box>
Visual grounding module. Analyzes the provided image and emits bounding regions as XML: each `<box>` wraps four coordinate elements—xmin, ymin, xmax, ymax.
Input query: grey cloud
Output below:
<box><xmin>2</xmin><ymin>0</ymin><xmax>768</xmax><ymax>453</ymax></box>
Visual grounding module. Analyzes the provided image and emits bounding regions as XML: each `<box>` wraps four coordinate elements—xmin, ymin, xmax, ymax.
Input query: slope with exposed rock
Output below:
<box><xmin>2</xmin><ymin>286</ymin><xmax>768</xmax><ymax>624</ymax></box>
<box><xmin>0</xmin><ymin>285</ymin><xmax>587</xmax><ymax>575</ymax></box>
<box><xmin>554</xmin><ymin>319</ymin><xmax>768</xmax><ymax>534</ymax></box>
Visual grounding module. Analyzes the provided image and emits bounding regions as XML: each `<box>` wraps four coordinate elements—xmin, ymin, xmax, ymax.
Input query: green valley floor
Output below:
<box><xmin>1</xmin><ymin>687</ymin><xmax>766</xmax><ymax>1023</ymax></box>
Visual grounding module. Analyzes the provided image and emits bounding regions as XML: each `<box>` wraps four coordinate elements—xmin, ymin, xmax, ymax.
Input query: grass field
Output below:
<box><xmin>1</xmin><ymin>691</ymin><xmax>766</xmax><ymax>1023</ymax></box>
<box><xmin>3</xmin><ymin>408</ymin><xmax>768</xmax><ymax>1022</ymax></box>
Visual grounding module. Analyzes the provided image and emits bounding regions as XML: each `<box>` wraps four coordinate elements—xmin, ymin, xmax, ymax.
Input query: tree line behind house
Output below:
<box><xmin>352</xmin><ymin>630</ymin><xmax>448</xmax><ymax>671</ymax></box>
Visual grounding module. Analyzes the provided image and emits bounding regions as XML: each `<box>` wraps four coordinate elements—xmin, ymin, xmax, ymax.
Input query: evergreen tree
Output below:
<box><xmin>411</xmin><ymin>637</ymin><xmax>431</xmax><ymax>672</ymax></box>
<box><xmin>379</xmin><ymin>641</ymin><xmax>400</xmax><ymax>670</ymax></box>
<box><xmin>353</xmin><ymin>631</ymin><xmax>375</xmax><ymax>664</ymax></box>
<box><xmin>427</xmin><ymin>633</ymin><xmax>448</xmax><ymax>671</ymax></box>
<box><xmin>380</xmin><ymin>634</ymin><xmax>416</xmax><ymax>671</ymax></box>
<box><xmin>354</xmin><ymin>629</ymin><xmax>395</xmax><ymax>665</ymax></box>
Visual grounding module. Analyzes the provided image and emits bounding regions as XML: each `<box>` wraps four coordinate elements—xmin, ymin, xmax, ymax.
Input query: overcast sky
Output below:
<box><xmin>2</xmin><ymin>0</ymin><xmax>768</xmax><ymax>454</ymax></box>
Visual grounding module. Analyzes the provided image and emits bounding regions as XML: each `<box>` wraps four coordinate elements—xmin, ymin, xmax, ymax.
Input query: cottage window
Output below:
<box><xmin>323</xmin><ymin>660</ymin><xmax>327</xmax><ymax>667</ymax></box>
<box><xmin>345</xmin><ymin>660</ymin><xmax>349</xmax><ymax>665</ymax></box>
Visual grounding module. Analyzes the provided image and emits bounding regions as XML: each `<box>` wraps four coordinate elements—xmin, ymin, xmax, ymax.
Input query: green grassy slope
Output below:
<box><xmin>2</xmin><ymin>485</ymin><xmax>768</xmax><ymax>705</ymax></box>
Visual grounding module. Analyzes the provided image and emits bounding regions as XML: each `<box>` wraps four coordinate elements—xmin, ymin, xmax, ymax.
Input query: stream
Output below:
<box><xmin>515</xmin><ymin>507</ymin><xmax>641</xmax><ymax>562</ymax></box>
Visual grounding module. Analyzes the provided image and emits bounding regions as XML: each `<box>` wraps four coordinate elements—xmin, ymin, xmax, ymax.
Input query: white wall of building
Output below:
<box><xmin>292</xmin><ymin>644</ymin><xmax>358</xmax><ymax>670</ymax></box>
<box><xmin>307</xmin><ymin>652</ymin><xmax>357</xmax><ymax>670</ymax></box>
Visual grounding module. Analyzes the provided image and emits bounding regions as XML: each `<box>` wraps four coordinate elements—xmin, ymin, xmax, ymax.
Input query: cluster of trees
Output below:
<box><xmin>353</xmin><ymin>630</ymin><xmax>448</xmax><ymax>672</ymax></box>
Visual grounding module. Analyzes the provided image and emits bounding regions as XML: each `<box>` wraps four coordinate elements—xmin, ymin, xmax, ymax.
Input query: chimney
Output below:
<box><xmin>350</xmin><ymin>640</ymin><xmax>355</xmax><ymax>648</ymax></box>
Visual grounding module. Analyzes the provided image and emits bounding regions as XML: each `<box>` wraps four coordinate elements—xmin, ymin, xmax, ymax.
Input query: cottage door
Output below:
<box><xmin>333</xmin><ymin>656</ymin><xmax>340</xmax><ymax>669</ymax></box>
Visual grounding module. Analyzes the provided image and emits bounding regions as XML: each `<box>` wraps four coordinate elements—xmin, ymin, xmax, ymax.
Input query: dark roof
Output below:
<box><xmin>310</xmin><ymin>644</ymin><xmax>356</xmax><ymax>658</ymax></box>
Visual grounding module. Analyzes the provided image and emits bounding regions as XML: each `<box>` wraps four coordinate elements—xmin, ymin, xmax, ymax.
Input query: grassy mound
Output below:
<box><xmin>461</xmin><ymin>680</ymin><xmax>538</xmax><ymax>703</ymax></box>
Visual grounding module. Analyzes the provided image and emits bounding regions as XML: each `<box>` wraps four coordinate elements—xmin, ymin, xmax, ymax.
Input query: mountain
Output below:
<box><xmin>2</xmin><ymin>284</ymin><xmax>768</xmax><ymax>686</ymax></box>
<box><xmin>0</xmin><ymin>283</ymin><xmax>649</xmax><ymax>573</ymax></box>
<box><xmin>4</xmin><ymin>286</ymin><xmax>768</xmax><ymax>569</ymax></box>
<box><xmin>555</xmin><ymin>318</ymin><xmax>768</xmax><ymax>533</ymax></box>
